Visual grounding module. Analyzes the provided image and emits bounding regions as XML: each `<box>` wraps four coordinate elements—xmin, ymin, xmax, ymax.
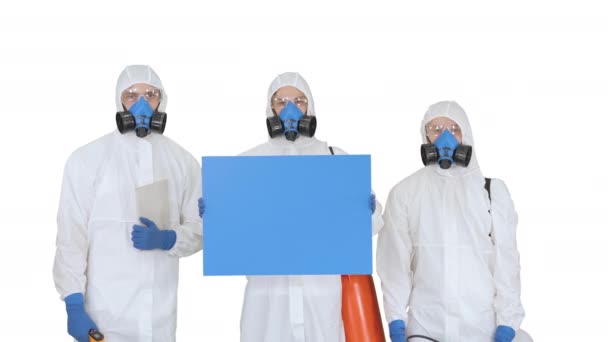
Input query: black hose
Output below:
<box><xmin>408</xmin><ymin>335</ymin><xmax>440</xmax><ymax>342</ymax></box>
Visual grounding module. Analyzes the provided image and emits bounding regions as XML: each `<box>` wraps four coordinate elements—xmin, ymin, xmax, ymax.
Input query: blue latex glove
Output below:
<box><xmin>388</xmin><ymin>319</ymin><xmax>406</xmax><ymax>342</ymax></box>
<box><xmin>198</xmin><ymin>197</ymin><xmax>205</xmax><ymax>218</ymax></box>
<box><xmin>131</xmin><ymin>217</ymin><xmax>177</xmax><ymax>250</ymax></box>
<box><xmin>495</xmin><ymin>325</ymin><xmax>516</xmax><ymax>342</ymax></box>
<box><xmin>370</xmin><ymin>193</ymin><xmax>376</xmax><ymax>214</ymax></box>
<box><xmin>65</xmin><ymin>293</ymin><xmax>97</xmax><ymax>342</ymax></box>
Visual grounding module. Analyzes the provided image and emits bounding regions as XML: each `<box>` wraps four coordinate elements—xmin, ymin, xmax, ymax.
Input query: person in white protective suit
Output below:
<box><xmin>238</xmin><ymin>72</ymin><xmax>384</xmax><ymax>342</ymax></box>
<box><xmin>53</xmin><ymin>65</ymin><xmax>202</xmax><ymax>342</ymax></box>
<box><xmin>377</xmin><ymin>101</ymin><xmax>532</xmax><ymax>342</ymax></box>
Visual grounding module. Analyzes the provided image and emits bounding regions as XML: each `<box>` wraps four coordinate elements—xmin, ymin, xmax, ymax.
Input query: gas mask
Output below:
<box><xmin>266</xmin><ymin>101</ymin><xmax>316</xmax><ymax>141</ymax></box>
<box><xmin>116</xmin><ymin>97</ymin><xmax>167</xmax><ymax>138</ymax></box>
<box><xmin>421</xmin><ymin>129</ymin><xmax>472</xmax><ymax>169</ymax></box>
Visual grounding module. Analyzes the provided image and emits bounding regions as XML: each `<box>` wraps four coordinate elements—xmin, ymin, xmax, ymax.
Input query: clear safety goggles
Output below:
<box><xmin>271</xmin><ymin>96</ymin><xmax>308</xmax><ymax>108</ymax></box>
<box><xmin>425</xmin><ymin>122</ymin><xmax>461</xmax><ymax>138</ymax></box>
<box><xmin>121</xmin><ymin>86</ymin><xmax>162</xmax><ymax>105</ymax></box>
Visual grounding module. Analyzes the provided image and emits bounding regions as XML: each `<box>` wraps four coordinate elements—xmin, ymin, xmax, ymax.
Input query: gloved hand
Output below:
<box><xmin>131</xmin><ymin>217</ymin><xmax>177</xmax><ymax>250</ymax></box>
<box><xmin>388</xmin><ymin>319</ymin><xmax>406</xmax><ymax>342</ymax></box>
<box><xmin>369</xmin><ymin>193</ymin><xmax>376</xmax><ymax>214</ymax></box>
<box><xmin>198</xmin><ymin>197</ymin><xmax>205</xmax><ymax>218</ymax></box>
<box><xmin>495</xmin><ymin>325</ymin><xmax>516</xmax><ymax>342</ymax></box>
<box><xmin>65</xmin><ymin>293</ymin><xmax>97</xmax><ymax>342</ymax></box>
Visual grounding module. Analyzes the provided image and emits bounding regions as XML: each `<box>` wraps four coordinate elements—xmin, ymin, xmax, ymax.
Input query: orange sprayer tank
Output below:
<box><xmin>342</xmin><ymin>274</ymin><xmax>386</xmax><ymax>342</ymax></box>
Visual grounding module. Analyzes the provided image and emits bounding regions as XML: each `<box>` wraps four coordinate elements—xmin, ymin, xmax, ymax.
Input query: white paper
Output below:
<box><xmin>135</xmin><ymin>179</ymin><xmax>170</xmax><ymax>229</ymax></box>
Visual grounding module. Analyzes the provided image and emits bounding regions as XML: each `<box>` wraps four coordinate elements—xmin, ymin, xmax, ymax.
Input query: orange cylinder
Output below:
<box><xmin>341</xmin><ymin>274</ymin><xmax>386</xmax><ymax>342</ymax></box>
<box><xmin>88</xmin><ymin>329</ymin><xmax>105</xmax><ymax>341</ymax></box>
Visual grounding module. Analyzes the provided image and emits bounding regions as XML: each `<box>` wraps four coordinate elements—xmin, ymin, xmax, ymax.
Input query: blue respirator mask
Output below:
<box><xmin>116</xmin><ymin>97</ymin><xmax>167</xmax><ymax>138</ymax></box>
<box><xmin>421</xmin><ymin>129</ymin><xmax>472</xmax><ymax>169</ymax></box>
<box><xmin>266</xmin><ymin>101</ymin><xmax>317</xmax><ymax>141</ymax></box>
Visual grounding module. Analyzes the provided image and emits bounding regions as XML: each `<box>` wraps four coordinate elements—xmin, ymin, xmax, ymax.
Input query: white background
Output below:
<box><xmin>1</xmin><ymin>0</ymin><xmax>607</xmax><ymax>340</ymax></box>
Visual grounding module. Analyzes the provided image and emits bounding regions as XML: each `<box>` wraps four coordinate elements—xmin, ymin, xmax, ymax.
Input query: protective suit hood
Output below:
<box><xmin>115</xmin><ymin>65</ymin><xmax>168</xmax><ymax>112</ymax></box>
<box><xmin>265</xmin><ymin>72</ymin><xmax>316</xmax><ymax>117</ymax></box>
<box><xmin>420</xmin><ymin>101</ymin><xmax>480</xmax><ymax>175</ymax></box>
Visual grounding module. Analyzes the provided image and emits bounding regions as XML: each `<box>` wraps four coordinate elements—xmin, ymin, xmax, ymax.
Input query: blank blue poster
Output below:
<box><xmin>202</xmin><ymin>155</ymin><xmax>372</xmax><ymax>276</ymax></box>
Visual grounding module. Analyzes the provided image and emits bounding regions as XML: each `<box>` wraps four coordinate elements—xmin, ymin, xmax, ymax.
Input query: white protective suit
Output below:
<box><xmin>53</xmin><ymin>65</ymin><xmax>202</xmax><ymax>342</ymax></box>
<box><xmin>377</xmin><ymin>101</ymin><xmax>529</xmax><ymax>342</ymax></box>
<box><xmin>239</xmin><ymin>72</ymin><xmax>383</xmax><ymax>342</ymax></box>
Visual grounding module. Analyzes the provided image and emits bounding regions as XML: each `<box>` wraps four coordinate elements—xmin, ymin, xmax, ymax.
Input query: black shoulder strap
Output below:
<box><xmin>329</xmin><ymin>146</ymin><xmax>335</xmax><ymax>155</ymax></box>
<box><xmin>484</xmin><ymin>177</ymin><xmax>492</xmax><ymax>202</ymax></box>
<box><xmin>485</xmin><ymin>177</ymin><xmax>493</xmax><ymax>239</ymax></box>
